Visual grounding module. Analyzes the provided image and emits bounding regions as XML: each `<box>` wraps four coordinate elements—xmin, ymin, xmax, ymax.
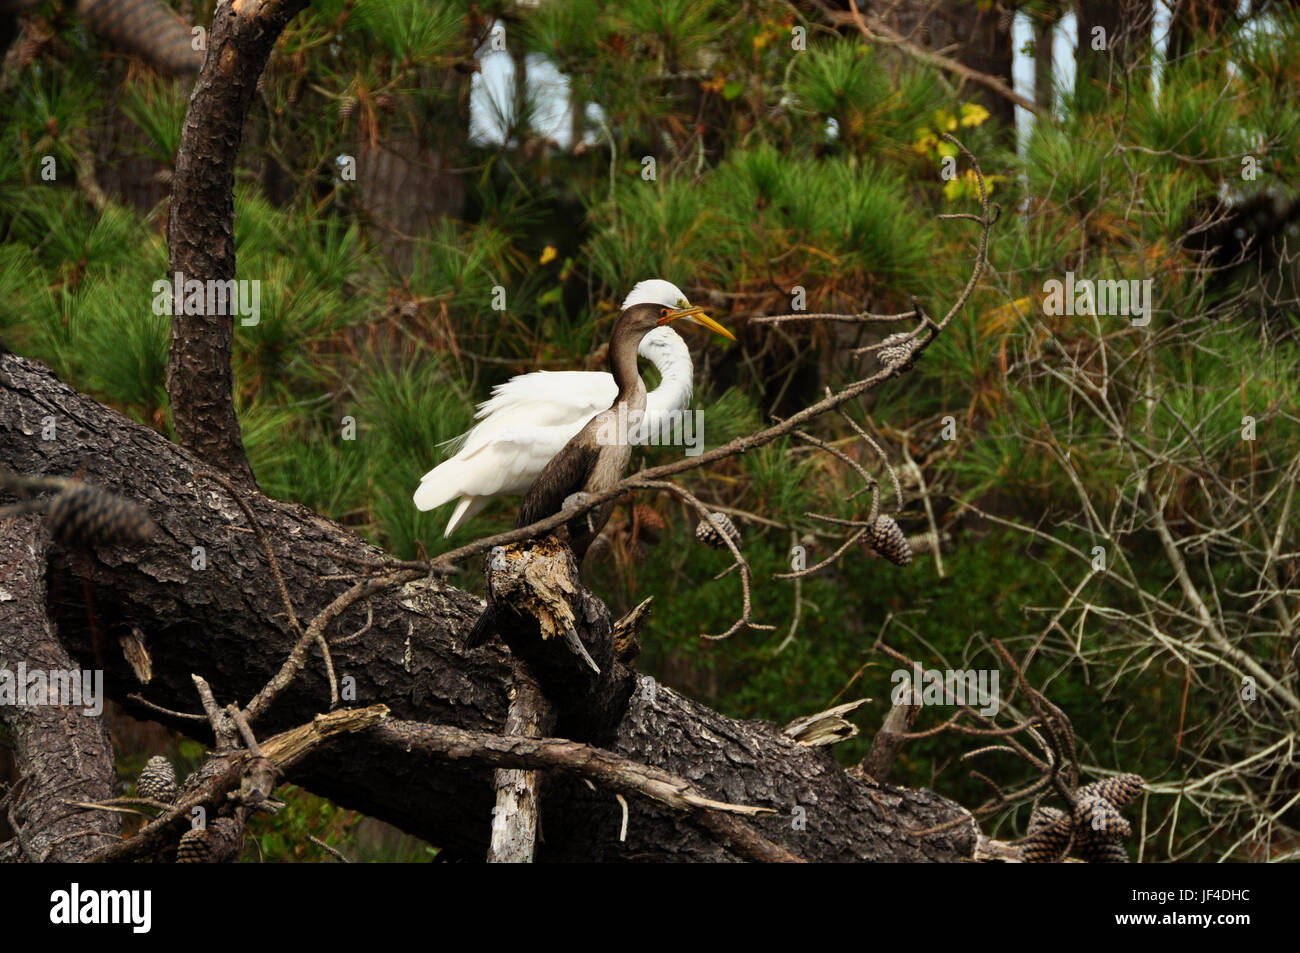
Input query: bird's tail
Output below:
<box><xmin>413</xmin><ymin>466</ymin><xmax>457</xmax><ymax>511</ymax></box>
<box><xmin>462</xmin><ymin>604</ymin><xmax>497</xmax><ymax>649</ymax></box>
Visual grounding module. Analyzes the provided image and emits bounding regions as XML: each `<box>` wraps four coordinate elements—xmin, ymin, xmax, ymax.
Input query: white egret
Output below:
<box><xmin>414</xmin><ymin>280</ymin><xmax>722</xmax><ymax>536</ymax></box>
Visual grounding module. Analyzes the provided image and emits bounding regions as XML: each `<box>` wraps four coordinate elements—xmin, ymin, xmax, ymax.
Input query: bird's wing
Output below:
<box><xmin>416</xmin><ymin>371</ymin><xmax>614</xmax><ymax>513</ymax></box>
<box><xmin>515</xmin><ymin>439</ymin><xmax>602</xmax><ymax>528</ymax></box>
<box><xmin>475</xmin><ymin>370</ymin><xmax>615</xmax><ymax>425</ymax></box>
<box><xmin>437</xmin><ymin>370</ymin><xmax>614</xmax><ymax>457</ymax></box>
<box><xmin>414</xmin><ymin>423</ymin><xmax>588</xmax><ymax>510</ymax></box>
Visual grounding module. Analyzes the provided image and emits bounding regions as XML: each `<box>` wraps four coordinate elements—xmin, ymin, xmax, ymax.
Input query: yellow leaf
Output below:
<box><xmin>960</xmin><ymin>103</ymin><xmax>990</xmax><ymax>127</ymax></box>
<box><xmin>539</xmin><ymin>245</ymin><xmax>558</xmax><ymax>265</ymax></box>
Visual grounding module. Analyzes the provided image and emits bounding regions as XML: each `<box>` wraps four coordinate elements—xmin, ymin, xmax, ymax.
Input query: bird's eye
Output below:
<box><xmin>659</xmin><ymin>307</ymin><xmax>670</xmax><ymax>318</ymax></box>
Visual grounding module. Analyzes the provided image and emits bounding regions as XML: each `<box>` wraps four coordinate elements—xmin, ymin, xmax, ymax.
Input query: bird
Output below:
<box><xmin>415</xmin><ymin>279</ymin><xmax>711</xmax><ymax>537</ymax></box>
<box><xmin>462</xmin><ymin>282</ymin><xmax>734</xmax><ymax>655</ymax></box>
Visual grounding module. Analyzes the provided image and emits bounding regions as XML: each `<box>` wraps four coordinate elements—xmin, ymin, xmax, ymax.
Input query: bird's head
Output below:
<box><xmin>619</xmin><ymin>279</ymin><xmax>734</xmax><ymax>341</ymax></box>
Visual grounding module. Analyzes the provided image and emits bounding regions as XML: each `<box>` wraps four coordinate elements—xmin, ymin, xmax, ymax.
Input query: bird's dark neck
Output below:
<box><xmin>609</xmin><ymin>321</ymin><xmax>646</xmax><ymax>404</ymax></box>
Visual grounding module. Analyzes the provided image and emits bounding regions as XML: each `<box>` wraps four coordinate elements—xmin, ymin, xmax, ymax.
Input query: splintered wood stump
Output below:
<box><xmin>482</xmin><ymin>538</ymin><xmax>636</xmax><ymax>744</ymax></box>
<box><xmin>487</xmin><ymin>667</ymin><xmax>552</xmax><ymax>863</ymax></box>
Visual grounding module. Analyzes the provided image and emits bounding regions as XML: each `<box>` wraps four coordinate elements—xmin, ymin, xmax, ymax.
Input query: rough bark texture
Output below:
<box><xmin>0</xmin><ymin>514</ymin><xmax>121</xmax><ymax>861</ymax></box>
<box><xmin>0</xmin><ymin>351</ymin><xmax>976</xmax><ymax>862</ymax></box>
<box><xmin>535</xmin><ymin>680</ymin><xmax>974</xmax><ymax>862</ymax></box>
<box><xmin>165</xmin><ymin>0</ymin><xmax>308</xmax><ymax>486</ymax></box>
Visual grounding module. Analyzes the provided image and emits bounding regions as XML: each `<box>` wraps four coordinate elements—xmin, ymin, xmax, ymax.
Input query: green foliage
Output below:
<box><xmin>4</xmin><ymin>0</ymin><xmax>1297</xmax><ymax>862</ymax></box>
<box><xmin>1023</xmin><ymin>122</ymin><xmax>1109</xmax><ymax>212</ymax></box>
<box><xmin>585</xmin><ymin>145</ymin><xmax>938</xmax><ymax>304</ymax></box>
<box><xmin>1128</xmin><ymin>68</ymin><xmax>1242</xmax><ymax>164</ymax></box>
<box><xmin>76</xmin><ymin>277</ymin><xmax>171</xmax><ymax>420</ymax></box>
<box><xmin>121</xmin><ymin>74</ymin><xmax>189</xmax><ymax>166</ymax></box>
<box><xmin>792</xmin><ymin>42</ymin><xmax>944</xmax><ymax>151</ymax></box>
<box><xmin>795</xmin><ymin>42</ymin><xmax>891</xmax><ymax>117</ymax></box>
<box><xmin>352</xmin><ymin>350</ymin><xmax>474</xmax><ymax>555</ymax></box>
<box><xmin>243</xmin><ymin>785</ymin><xmax>433</xmax><ymax>862</ymax></box>
<box><xmin>349</xmin><ymin>0</ymin><xmax>466</xmax><ymax>62</ymax></box>
<box><xmin>699</xmin><ymin>385</ymin><xmax>763</xmax><ymax>448</ymax></box>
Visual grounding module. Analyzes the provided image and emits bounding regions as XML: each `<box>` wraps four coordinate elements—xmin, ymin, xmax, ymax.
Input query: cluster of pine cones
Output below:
<box><xmin>136</xmin><ymin>756</ymin><xmax>213</xmax><ymax>863</ymax></box>
<box><xmin>1018</xmin><ymin>774</ymin><xmax>1144</xmax><ymax>863</ymax></box>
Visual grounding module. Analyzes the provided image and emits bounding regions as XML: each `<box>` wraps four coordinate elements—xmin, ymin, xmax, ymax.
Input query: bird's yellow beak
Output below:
<box><xmin>659</xmin><ymin>305</ymin><xmax>736</xmax><ymax>341</ymax></box>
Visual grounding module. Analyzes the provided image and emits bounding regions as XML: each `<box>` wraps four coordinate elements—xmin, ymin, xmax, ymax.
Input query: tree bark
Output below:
<box><xmin>165</xmin><ymin>0</ymin><xmax>309</xmax><ymax>486</ymax></box>
<box><xmin>1</xmin><ymin>351</ymin><xmax>976</xmax><ymax>862</ymax></box>
<box><xmin>1033</xmin><ymin>5</ymin><xmax>1058</xmax><ymax>115</ymax></box>
<box><xmin>0</xmin><ymin>514</ymin><xmax>121</xmax><ymax>861</ymax></box>
<box><xmin>862</xmin><ymin>693</ymin><xmax>922</xmax><ymax>784</ymax></box>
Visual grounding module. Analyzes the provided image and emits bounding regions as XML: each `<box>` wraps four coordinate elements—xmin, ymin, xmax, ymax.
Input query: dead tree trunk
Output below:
<box><xmin>0</xmin><ymin>350</ymin><xmax>976</xmax><ymax>862</ymax></box>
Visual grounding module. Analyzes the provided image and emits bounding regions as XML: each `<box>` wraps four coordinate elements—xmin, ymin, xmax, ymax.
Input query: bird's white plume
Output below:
<box><xmin>621</xmin><ymin>279</ymin><xmax>690</xmax><ymax>311</ymax></box>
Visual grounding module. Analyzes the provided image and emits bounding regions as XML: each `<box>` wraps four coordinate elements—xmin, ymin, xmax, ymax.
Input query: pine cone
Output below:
<box><xmin>1019</xmin><ymin>773</ymin><xmax>1143</xmax><ymax>863</ymax></box>
<box><xmin>877</xmin><ymin>332</ymin><xmax>917</xmax><ymax>370</ymax></box>
<box><xmin>1078</xmin><ymin>839</ymin><xmax>1129</xmax><ymax>863</ymax></box>
<box><xmin>175</xmin><ymin>827</ymin><xmax>212</xmax><ymax>863</ymax></box>
<box><xmin>137</xmin><ymin>755</ymin><xmax>177</xmax><ymax>803</ymax></box>
<box><xmin>338</xmin><ymin>95</ymin><xmax>358</xmax><ymax>120</ymax></box>
<box><xmin>1077</xmin><ymin>773</ymin><xmax>1144</xmax><ymax>809</ymax></box>
<box><xmin>633</xmin><ymin>504</ymin><xmax>665</xmax><ymax>543</ymax></box>
<box><xmin>44</xmin><ymin>481</ymin><xmax>157</xmax><ymax>547</ymax></box>
<box><xmin>76</xmin><ymin>0</ymin><xmax>203</xmax><ymax>76</ymax></box>
<box><xmin>1019</xmin><ymin>808</ymin><xmax>1073</xmax><ymax>863</ymax></box>
<box><xmin>865</xmin><ymin>515</ymin><xmax>912</xmax><ymax>566</ymax></box>
<box><xmin>1073</xmin><ymin>793</ymin><xmax>1131</xmax><ymax>840</ymax></box>
<box><xmin>1027</xmin><ymin>805</ymin><xmax>1066</xmax><ymax>835</ymax></box>
<box><xmin>695</xmin><ymin>512</ymin><xmax>740</xmax><ymax>549</ymax></box>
